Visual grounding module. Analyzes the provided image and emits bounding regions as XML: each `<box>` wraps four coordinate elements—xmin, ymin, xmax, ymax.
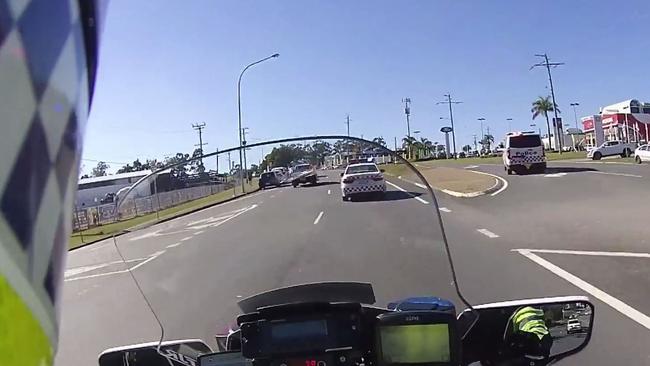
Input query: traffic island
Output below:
<box><xmin>383</xmin><ymin>164</ymin><xmax>503</xmax><ymax>197</ymax></box>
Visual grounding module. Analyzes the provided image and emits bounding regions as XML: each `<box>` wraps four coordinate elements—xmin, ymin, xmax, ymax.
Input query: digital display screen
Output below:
<box><xmin>380</xmin><ymin>324</ymin><xmax>450</xmax><ymax>363</ymax></box>
<box><xmin>271</xmin><ymin>320</ymin><xmax>328</xmax><ymax>340</ymax></box>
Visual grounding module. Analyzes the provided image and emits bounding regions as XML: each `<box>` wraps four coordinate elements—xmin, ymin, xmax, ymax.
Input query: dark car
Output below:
<box><xmin>259</xmin><ymin>171</ymin><xmax>281</xmax><ymax>189</ymax></box>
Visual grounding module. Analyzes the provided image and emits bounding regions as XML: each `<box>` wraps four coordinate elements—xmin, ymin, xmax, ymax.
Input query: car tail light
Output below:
<box><xmin>372</xmin><ymin>176</ymin><xmax>383</xmax><ymax>181</ymax></box>
<box><xmin>343</xmin><ymin>177</ymin><xmax>355</xmax><ymax>183</ymax></box>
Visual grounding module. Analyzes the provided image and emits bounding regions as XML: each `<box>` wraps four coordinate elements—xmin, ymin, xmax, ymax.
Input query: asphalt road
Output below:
<box><xmin>56</xmin><ymin>162</ymin><xmax>650</xmax><ymax>365</ymax></box>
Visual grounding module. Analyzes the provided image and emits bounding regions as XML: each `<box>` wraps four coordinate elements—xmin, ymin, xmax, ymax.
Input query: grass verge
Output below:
<box><xmin>69</xmin><ymin>181</ymin><xmax>258</xmax><ymax>250</ymax></box>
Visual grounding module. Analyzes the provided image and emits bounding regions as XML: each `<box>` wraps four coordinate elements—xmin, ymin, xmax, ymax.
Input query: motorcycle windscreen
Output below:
<box><xmin>68</xmin><ymin>136</ymin><xmax>468</xmax><ymax>363</ymax></box>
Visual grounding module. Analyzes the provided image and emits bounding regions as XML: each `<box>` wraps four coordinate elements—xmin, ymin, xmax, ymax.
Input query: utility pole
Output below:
<box><xmin>532</xmin><ymin>53</ymin><xmax>565</xmax><ymax>153</ymax></box>
<box><xmin>192</xmin><ymin>122</ymin><xmax>207</xmax><ymax>167</ymax></box>
<box><xmin>402</xmin><ymin>98</ymin><xmax>411</xmax><ymax>159</ymax></box>
<box><xmin>402</xmin><ymin>98</ymin><xmax>411</xmax><ymax>138</ymax></box>
<box><xmin>345</xmin><ymin>114</ymin><xmax>351</xmax><ymax>137</ymax></box>
<box><xmin>506</xmin><ymin>118</ymin><xmax>513</xmax><ymax>132</ymax></box>
<box><xmin>215</xmin><ymin>148</ymin><xmax>219</xmax><ymax>175</ymax></box>
<box><xmin>437</xmin><ymin>94</ymin><xmax>462</xmax><ymax>159</ymax></box>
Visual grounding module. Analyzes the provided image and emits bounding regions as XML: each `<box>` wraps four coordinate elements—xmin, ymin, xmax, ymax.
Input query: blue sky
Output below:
<box><xmin>83</xmin><ymin>0</ymin><xmax>650</xmax><ymax>174</ymax></box>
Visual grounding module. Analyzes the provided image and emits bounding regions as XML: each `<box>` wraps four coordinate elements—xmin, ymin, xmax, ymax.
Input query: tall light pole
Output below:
<box><xmin>570</xmin><ymin>102</ymin><xmax>580</xmax><ymax>129</ymax></box>
<box><xmin>237</xmin><ymin>53</ymin><xmax>280</xmax><ymax>193</ymax></box>
<box><xmin>477</xmin><ymin>118</ymin><xmax>486</xmax><ymax>153</ymax></box>
<box><xmin>437</xmin><ymin>94</ymin><xmax>462</xmax><ymax>159</ymax></box>
<box><xmin>506</xmin><ymin>118</ymin><xmax>513</xmax><ymax>132</ymax></box>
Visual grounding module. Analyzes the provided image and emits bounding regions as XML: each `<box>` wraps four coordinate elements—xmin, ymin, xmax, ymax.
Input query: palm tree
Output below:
<box><xmin>420</xmin><ymin>137</ymin><xmax>433</xmax><ymax>157</ymax></box>
<box><xmin>531</xmin><ymin>96</ymin><xmax>560</xmax><ymax>149</ymax></box>
<box><xmin>402</xmin><ymin>136</ymin><xmax>417</xmax><ymax>160</ymax></box>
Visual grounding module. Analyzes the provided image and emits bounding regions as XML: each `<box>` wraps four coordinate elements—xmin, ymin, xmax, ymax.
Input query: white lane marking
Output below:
<box><xmin>327</xmin><ymin>189</ymin><xmax>331</xmax><ymax>195</ymax></box>
<box><xmin>414</xmin><ymin>182</ymin><xmax>427</xmax><ymax>189</ymax></box>
<box><xmin>465</xmin><ymin>165</ymin><xmax>479</xmax><ymax>169</ymax></box>
<box><xmin>465</xmin><ymin>169</ymin><xmax>509</xmax><ymax>196</ymax></box>
<box><xmin>518</xmin><ymin>248</ymin><xmax>650</xmax><ymax>258</ymax></box>
<box><xmin>386</xmin><ymin>181</ymin><xmax>429</xmax><ymax>204</ymax></box>
<box><xmin>588</xmin><ymin>171</ymin><xmax>643</xmax><ymax>178</ymax></box>
<box><xmin>193</xmin><ymin>230</ymin><xmax>205</xmax><ymax>236</ymax></box>
<box><xmin>180</xmin><ymin>236</ymin><xmax>193</xmax><ymax>242</ymax></box>
<box><xmin>544</xmin><ymin>173</ymin><xmax>567</xmax><ymax>177</ymax></box>
<box><xmin>313</xmin><ymin>211</ymin><xmax>324</xmax><ymax>225</ymax></box>
<box><xmin>439</xmin><ymin>207</ymin><xmax>452</xmax><ymax>213</ymax></box>
<box><xmin>477</xmin><ymin>229</ymin><xmax>500</xmax><ymax>238</ymax></box>
<box><xmin>187</xmin><ymin>204</ymin><xmax>257</xmax><ymax>230</ymax></box>
<box><xmin>514</xmin><ymin>249</ymin><xmax>650</xmax><ymax>330</ymax></box>
<box><xmin>166</xmin><ymin>242</ymin><xmax>181</xmax><ymax>248</ymax></box>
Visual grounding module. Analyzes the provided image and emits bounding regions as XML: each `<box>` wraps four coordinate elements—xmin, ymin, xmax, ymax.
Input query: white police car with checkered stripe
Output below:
<box><xmin>340</xmin><ymin>163</ymin><xmax>386</xmax><ymax>201</ymax></box>
<box><xmin>503</xmin><ymin>131</ymin><xmax>546</xmax><ymax>175</ymax></box>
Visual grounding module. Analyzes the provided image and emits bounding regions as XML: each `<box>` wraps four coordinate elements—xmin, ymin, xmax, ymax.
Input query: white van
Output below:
<box><xmin>503</xmin><ymin>132</ymin><xmax>546</xmax><ymax>174</ymax></box>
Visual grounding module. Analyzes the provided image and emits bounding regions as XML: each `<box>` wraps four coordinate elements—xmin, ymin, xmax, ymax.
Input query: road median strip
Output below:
<box><xmin>383</xmin><ymin>164</ymin><xmax>506</xmax><ymax>198</ymax></box>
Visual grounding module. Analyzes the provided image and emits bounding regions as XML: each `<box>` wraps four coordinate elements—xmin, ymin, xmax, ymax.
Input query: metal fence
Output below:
<box><xmin>72</xmin><ymin>183</ymin><xmax>233</xmax><ymax>231</ymax></box>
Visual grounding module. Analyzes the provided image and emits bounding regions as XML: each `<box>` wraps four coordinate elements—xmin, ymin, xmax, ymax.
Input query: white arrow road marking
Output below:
<box><xmin>514</xmin><ymin>249</ymin><xmax>650</xmax><ymax>330</ymax></box>
<box><xmin>187</xmin><ymin>204</ymin><xmax>257</xmax><ymax>230</ymax></box>
<box><xmin>65</xmin><ymin>251</ymin><xmax>165</xmax><ymax>282</ymax></box>
<box><xmin>477</xmin><ymin>229</ymin><xmax>499</xmax><ymax>238</ymax></box>
<box><xmin>129</xmin><ymin>230</ymin><xmax>161</xmax><ymax>241</ymax></box>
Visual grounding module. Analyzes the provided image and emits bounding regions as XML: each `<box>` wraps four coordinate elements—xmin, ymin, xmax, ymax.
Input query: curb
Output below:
<box><xmin>389</xmin><ymin>169</ymin><xmax>507</xmax><ymax>198</ymax></box>
<box><xmin>69</xmin><ymin>187</ymin><xmax>261</xmax><ymax>251</ymax></box>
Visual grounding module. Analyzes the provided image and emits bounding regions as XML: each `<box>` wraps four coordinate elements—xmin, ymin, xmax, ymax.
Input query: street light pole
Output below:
<box><xmin>570</xmin><ymin>102</ymin><xmax>580</xmax><ymax>129</ymax></box>
<box><xmin>237</xmin><ymin>53</ymin><xmax>280</xmax><ymax>193</ymax></box>
<box><xmin>506</xmin><ymin>118</ymin><xmax>513</xmax><ymax>132</ymax></box>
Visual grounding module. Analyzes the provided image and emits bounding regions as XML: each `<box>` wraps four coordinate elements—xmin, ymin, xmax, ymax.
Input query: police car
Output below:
<box><xmin>503</xmin><ymin>131</ymin><xmax>546</xmax><ymax>174</ymax></box>
<box><xmin>340</xmin><ymin>163</ymin><xmax>386</xmax><ymax>201</ymax></box>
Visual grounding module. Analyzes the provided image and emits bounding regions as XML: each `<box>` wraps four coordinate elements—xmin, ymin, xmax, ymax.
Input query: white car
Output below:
<box><xmin>634</xmin><ymin>144</ymin><xmax>650</xmax><ymax>164</ymax></box>
<box><xmin>587</xmin><ymin>140</ymin><xmax>636</xmax><ymax>160</ymax></box>
<box><xmin>567</xmin><ymin>319</ymin><xmax>582</xmax><ymax>334</ymax></box>
<box><xmin>340</xmin><ymin>163</ymin><xmax>386</xmax><ymax>201</ymax></box>
<box><xmin>503</xmin><ymin>132</ymin><xmax>546</xmax><ymax>174</ymax></box>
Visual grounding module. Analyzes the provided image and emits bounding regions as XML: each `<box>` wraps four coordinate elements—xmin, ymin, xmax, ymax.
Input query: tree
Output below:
<box><xmin>462</xmin><ymin>145</ymin><xmax>472</xmax><ymax>153</ymax></box>
<box><xmin>91</xmin><ymin>161</ymin><xmax>109</xmax><ymax>177</ymax></box>
<box><xmin>308</xmin><ymin>141</ymin><xmax>333</xmax><ymax>165</ymax></box>
<box><xmin>420</xmin><ymin>137</ymin><xmax>433</xmax><ymax>157</ymax></box>
<box><xmin>372</xmin><ymin>137</ymin><xmax>387</xmax><ymax>147</ymax></box>
<box><xmin>164</xmin><ymin>152</ymin><xmax>191</xmax><ymax>178</ymax></box>
<box><xmin>190</xmin><ymin>148</ymin><xmax>206</xmax><ymax>174</ymax></box>
<box><xmin>532</xmin><ymin>96</ymin><xmax>560</xmax><ymax>149</ymax></box>
<box><xmin>481</xmin><ymin>134</ymin><xmax>495</xmax><ymax>152</ymax></box>
<box><xmin>402</xmin><ymin>136</ymin><xmax>417</xmax><ymax>160</ymax></box>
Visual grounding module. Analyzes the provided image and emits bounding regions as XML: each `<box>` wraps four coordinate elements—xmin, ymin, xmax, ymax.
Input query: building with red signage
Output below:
<box><xmin>581</xmin><ymin>100</ymin><xmax>650</xmax><ymax>148</ymax></box>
